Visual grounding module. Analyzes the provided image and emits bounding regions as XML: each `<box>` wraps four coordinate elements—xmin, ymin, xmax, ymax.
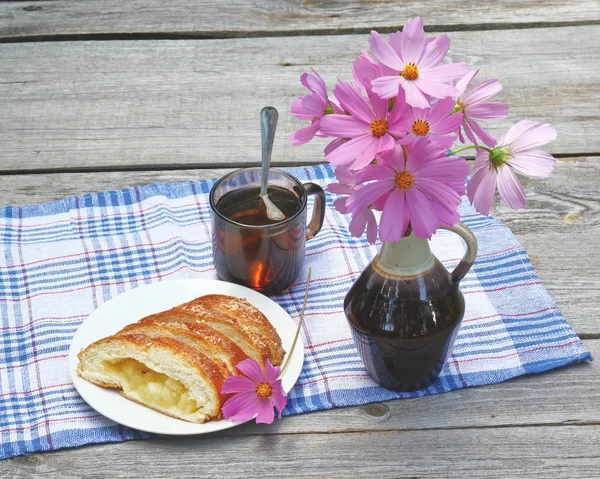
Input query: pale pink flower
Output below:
<box><xmin>347</xmin><ymin>139</ymin><xmax>469</xmax><ymax>240</ymax></box>
<box><xmin>319</xmin><ymin>82</ymin><xmax>411</xmax><ymax>170</ymax></box>
<box><xmin>328</xmin><ymin>166</ymin><xmax>379</xmax><ymax>243</ymax></box>
<box><xmin>369</xmin><ymin>18</ymin><xmax>468</xmax><ymax>108</ymax></box>
<box><xmin>290</xmin><ymin>69</ymin><xmax>340</xmax><ymax>146</ymax></box>
<box><xmin>398</xmin><ymin>97</ymin><xmax>462</xmax><ymax>151</ymax></box>
<box><xmin>221</xmin><ymin>358</ymin><xmax>287</xmax><ymax>424</ymax></box>
<box><xmin>453</xmin><ymin>70</ymin><xmax>509</xmax><ymax>146</ymax></box>
<box><xmin>467</xmin><ymin>120</ymin><xmax>557</xmax><ymax>215</ymax></box>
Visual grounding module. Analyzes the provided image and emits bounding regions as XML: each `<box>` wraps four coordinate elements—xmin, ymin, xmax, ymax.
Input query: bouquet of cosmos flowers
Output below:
<box><xmin>291</xmin><ymin>17</ymin><xmax>557</xmax><ymax>242</ymax></box>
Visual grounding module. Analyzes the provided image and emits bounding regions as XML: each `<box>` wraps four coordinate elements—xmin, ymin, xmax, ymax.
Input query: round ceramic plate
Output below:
<box><xmin>69</xmin><ymin>279</ymin><xmax>304</xmax><ymax>435</ymax></box>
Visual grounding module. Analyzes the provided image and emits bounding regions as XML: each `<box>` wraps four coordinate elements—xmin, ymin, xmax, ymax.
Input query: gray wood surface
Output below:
<box><xmin>1</xmin><ymin>25</ymin><xmax>599</xmax><ymax>172</ymax></box>
<box><xmin>1</xmin><ymin>2</ymin><xmax>599</xmax><ymax>476</ymax></box>
<box><xmin>2</xmin><ymin>339</ymin><xmax>598</xmax><ymax>476</ymax></box>
<box><xmin>3</xmin><ymin>426</ymin><xmax>599</xmax><ymax>478</ymax></box>
<box><xmin>1</xmin><ymin>0</ymin><xmax>599</xmax><ymax>40</ymax></box>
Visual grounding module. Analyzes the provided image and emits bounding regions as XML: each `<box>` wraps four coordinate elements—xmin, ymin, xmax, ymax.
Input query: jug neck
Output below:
<box><xmin>375</xmin><ymin>233</ymin><xmax>434</xmax><ymax>277</ymax></box>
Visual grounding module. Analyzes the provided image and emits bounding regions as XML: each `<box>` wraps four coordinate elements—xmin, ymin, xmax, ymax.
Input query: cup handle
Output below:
<box><xmin>303</xmin><ymin>182</ymin><xmax>326</xmax><ymax>240</ymax></box>
<box><xmin>439</xmin><ymin>221</ymin><xmax>478</xmax><ymax>284</ymax></box>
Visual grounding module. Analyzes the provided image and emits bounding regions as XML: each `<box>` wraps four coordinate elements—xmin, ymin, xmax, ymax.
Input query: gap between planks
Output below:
<box><xmin>2</xmin><ymin>19</ymin><xmax>600</xmax><ymax>44</ymax></box>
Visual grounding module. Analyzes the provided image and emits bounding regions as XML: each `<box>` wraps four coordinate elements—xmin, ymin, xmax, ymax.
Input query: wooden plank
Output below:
<box><xmin>0</xmin><ymin>158</ymin><xmax>598</xmax><ymax>334</ymax></box>
<box><xmin>1</xmin><ymin>25</ymin><xmax>599</xmax><ymax>171</ymax></box>
<box><xmin>3</xmin><ymin>425</ymin><xmax>599</xmax><ymax>477</ymax></box>
<box><xmin>1</xmin><ymin>0</ymin><xmax>600</xmax><ymax>40</ymax></box>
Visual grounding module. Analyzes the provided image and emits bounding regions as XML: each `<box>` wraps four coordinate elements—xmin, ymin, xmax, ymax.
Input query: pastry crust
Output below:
<box><xmin>76</xmin><ymin>294</ymin><xmax>284</xmax><ymax>423</ymax></box>
<box><xmin>77</xmin><ymin>334</ymin><xmax>226</xmax><ymax>423</ymax></box>
<box><xmin>182</xmin><ymin>295</ymin><xmax>285</xmax><ymax>366</ymax></box>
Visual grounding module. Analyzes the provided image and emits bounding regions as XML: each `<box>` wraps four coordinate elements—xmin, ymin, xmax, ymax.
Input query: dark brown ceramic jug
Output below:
<box><xmin>344</xmin><ymin>222</ymin><xmax>477</xmax><ymax>392</ymax></box>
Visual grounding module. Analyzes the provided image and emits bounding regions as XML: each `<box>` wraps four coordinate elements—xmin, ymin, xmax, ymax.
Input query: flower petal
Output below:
<box><xmin>414</xmin><ymin>78</ymin><xmax>458</xmax><ymax>100</ymax></box>
<box><xmin>236</xmin><ymin>358</ymin><xmax>265</xmax><ymax>383</ymax></box>
<box><xmin>306</xmin><ymin>68</ymin><xmax>327</xmax><ymax>98</ymax></box>
<box><xmin>403</xmin><ymin>81</ymin><xmax>431</xmax><ymax>108</ymax></box>
<box><xmin>301</xmin><ymin>93</ymin><xmax>326</xmax><ymax>118</ymax></box>
<box><xmin>222</xmin><ymin>376</ymin><xmax>258</xmax><ymax>394</ymax></box>
<box><xmin>465</xmin><ymin>118</ymin><xmax>497</xmax><ymax>147</ymax></box>
<box><xmin>406</xmin><ymin>137</ymin><xmax>446</xmax><ymax>171</ymax></box>
<box><xmin>270</xmin><ymin>386</ymin><xmax>288</xmax><ymax>418</ymax></box>
<box><xmin>365</xmin><ymin>209</ymin><xmax>378</xmax><ymax>244</ymax></box>
<box><xmin>221</xmin><ymin>392</ymin><xmax>260</xmax><ymax>422</ymax></box>
<box><xmin>421</xmin><ymin>62</ymin><xmax>468</xmax><ymax>83</ymax></box>
<box><xmin>325</xmin><ymin>134</ymin><xmax>374</xmax><ymax>167</ymax></box>
<box><xmin>264</xmin><ymin>359</ymin><xmax>281</xmax><ymax>384</ymax></box>
<box><xmin>503</xmin><ymin>120</ymin><xmax>557</xmax><ymax>153</ymax></box>
<box><xmin>419</xmin><ymin>34</ymin><xmax>451</xmax><ymax>69</ymax></box>
<box><xmin>466</xmin><ymin>102</ymin><xmax>509</xmax><ymax>120</ymax></box>
<box><xmin>353</xmin><ymin>49</ymin><xmax>380</xmax><ymax>92</ymax></box>
<box><xmin>358</xmin><ymin>163</ymin><xmax>396</xmax><ymax>182</ymax></box>
<box><xmin>352</xmin><ymin>136</ymin><xmax>392</xmax><ymax>170</ymax></box>
<box><xmin>405</xmin><ymin>187</ymin><xmax>439</xmax><ymax>239</ymax></box>
<box><xmin>496</xmin><ymin>165</ymin><xmax>526</xmax><ymax>210</ymax></box>
<box><xmin>255</xmin><ymin>398</ymin><xmax>276</xmax><ymax>424</ymax></box>
<box><xmin>291</xmin><ymin>96</ymin><xmax>313</xmax><ymax>121</ymax></box>
<box><xmin>400</xmin><ymin>17</ymin><xmax>426</xmax><ymax>64</ymax></box>
<box><xmin>379</xmin><ymin>188</ymin><xmax>408</xmax><ymax>242</ymax></box>
<box><xmin>290</xmin><ymin>122</ymin><xmax>320</xmax><ymax>146</ymax></box>
<box><xmin>464</xmin><ymin>79</ymin><xmax>503</xmax><ymax>105</ymax></box>
<box><xmin>467</xmin><ymin>164</ymin><xmax>498</xmax><ymax>216</ymax></box>
<box><xmin>347</xmin><ymin>179</ymin><xmax>395</xmax><ymax>214</ymax></box>
<box><xmin>507</xmin><ymin>150</ymin><xmax>556</xmax><ymax>178</ymax></box>
<box><xmin>414</xmin><ymin>177</ymin><xmax>462</xmax><ymax>214</ymax></box>
<box><xmin>319</xmin><ymin>114</ymin><xmax>369</xmax><ymax>138</ymax></box>
<box><xmin>324</xmin><ymin>137</ymin><xmax>345</xmax><ymax>156</ymax></box>
<box><xmin>349</xmin><ymin>209</ymin><xmax>368</xmax><ymax>238</ymax></box>
<box><xmin>369</xmin><ymin>30</ymin><xmax>404</xmax><ymax>71</ymax></box>
<box><xmin>371</xmin><ymin>76</ymin><xmax>403</xmax><ymax>100</ymax></box>
<box><xmin>455</xmin><ymin>70</ymin><xmax>479</xmax><ymax>97</ymax></box>
<box><xmin>332</xmin><ymin>82</ymin><xmax>376</xmax><ymax>124</ymax></box>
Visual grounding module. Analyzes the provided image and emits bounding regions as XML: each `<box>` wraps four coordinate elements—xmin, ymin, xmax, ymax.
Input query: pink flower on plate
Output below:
<box><xmin>398</xmin><ymin>97</ymin><xmax>462</xmax><ymax>151</ymax></box>
<box><xmin>291</xmin><ymin>69</ymin><xmax>339</xmax><ymax>146</ymax></box>
<box><xmin>467</xmin><ymin>120</ymin><xmax>557</xmax><ymax>216</ymax></box>
<box><xmin>453</xmin><ymin>70</ymin><xmax>509</xmax><ymax>146</ymax></box>
<box><xmin>347</xmin><ymin>139</ymin><xmax>469</xmax><ymax>240</ymax></box>
<box><xmin>319</xmin><ymin>81</ymin><xmax>411</xmax><ymax>170</ymax></box>
<box><xmin>221</xmin><ymin>358</ymin><xmax>287</xmax><ymax>424</ymax></box>
<box><xmin>369</xmin><ymin>17</ymin><xmax>468</xmax><ymax>108</ymax></box>
<box><xmin>328</xmin><ymin>166</ymin><xmax>379</xmax><ymax>243</ymax></box>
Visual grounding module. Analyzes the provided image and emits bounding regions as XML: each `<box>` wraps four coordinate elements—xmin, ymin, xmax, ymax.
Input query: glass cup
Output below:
<box><xmin>209</xmin><ymin>168</ymin><xmax>325</xmax><ymax>295</ymax></box>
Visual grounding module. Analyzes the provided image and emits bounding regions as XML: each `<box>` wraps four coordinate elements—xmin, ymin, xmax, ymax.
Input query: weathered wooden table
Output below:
<box><xmin>1</xmin><ymin>2</ymin><xmax>599</xmax><ymax>477</ymax></box>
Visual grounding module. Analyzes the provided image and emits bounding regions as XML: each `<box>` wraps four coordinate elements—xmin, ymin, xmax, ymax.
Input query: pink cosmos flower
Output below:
<box><xmin>290</xmin><ymin>69</ymin><xmax>340</xmax><ymax>146</ymax></box>
<box><xmin>369</xmin><ymin>18</ymin><xmax>468</xmax><ymax>108</ymax></box>
<box><xmin>453</xmin><ymin>70</ymin><xmax>509</xmax><ymax>146</ymax></box>
<box><xmin>319</xmin><ymin>82</ymin><xmax>411</xmax><ymax>170</ymax></box>
<box><xmin>328</xmin><ymin>166</ymin><xmax>379</xmax><ymax>243</ymax></box>
<box><xmin>221</xmin><ymin>358</ymin><xmax>287</xmax><ymax>424</ymax></box>
<box><xmin>398</xmin><ymin>97</ymin><xmax>462</xmax><ymax>151</ymax></box>
<box><xmin>467</xmin><ymin>120</ymin><xmax>557</xmax><ymax>216</ymax></box>
<box><xmin>347</xmin><ymin>139</ymin><xmax>469</xmax><ymax>240</ymax></box>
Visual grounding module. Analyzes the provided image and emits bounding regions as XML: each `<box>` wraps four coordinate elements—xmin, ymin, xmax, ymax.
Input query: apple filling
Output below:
<box><xmin>103</xmin><ymin>358</ymin><xmax>201</xmax><ymax>415</ymax></box>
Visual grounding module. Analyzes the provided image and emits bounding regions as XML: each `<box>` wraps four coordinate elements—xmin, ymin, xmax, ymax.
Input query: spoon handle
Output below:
<box><xmin>260</xmin><ymin>106</ymin><xmax>279</xmax><ymax>196</ymax></box>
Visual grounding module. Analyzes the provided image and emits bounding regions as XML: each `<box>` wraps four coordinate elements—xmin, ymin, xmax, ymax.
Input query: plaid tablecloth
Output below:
<box><xmin>0</xmin><ymin>164</ymin><xmax>591</xmax><ymax>460</ymax></box>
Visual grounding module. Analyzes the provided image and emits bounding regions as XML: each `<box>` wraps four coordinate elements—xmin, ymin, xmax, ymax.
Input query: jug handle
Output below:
<box><xmin>439</xmin><ymin>221</ymin><xmax>478</xmax><ymax>284</ymax></box>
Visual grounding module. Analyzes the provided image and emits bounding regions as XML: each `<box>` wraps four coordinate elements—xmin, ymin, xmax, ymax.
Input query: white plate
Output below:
<box><xmin>69</xmin><ymin>279</ymin><xmax>304</xmax><ymax>435</ymax></box>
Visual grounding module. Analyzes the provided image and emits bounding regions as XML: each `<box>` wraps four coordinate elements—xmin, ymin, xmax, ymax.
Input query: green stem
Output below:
<box><xmin>448</xmin><ymin>145</ymin><xmax>493</xmax><ymax>156</ymax></box>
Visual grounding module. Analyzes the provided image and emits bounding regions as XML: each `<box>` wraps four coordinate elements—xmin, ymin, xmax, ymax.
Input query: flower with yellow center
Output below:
<box><xmin>255</xmin><ymin>383</ymin><xmax>272</xmax><ymax>399</ymax></box>
<box><xmin>370</xmin><ymin>119</ymin><xmax>389</xmax><ymax>138</ymax></box>
<box><xmin>401</xmin><ymin>62</ymin><xmax>419</xmax><ymax>81</ymax></box>
<box><xmin>394</xmin><ymin>171</ymin><xmax>414</xmax><ymax>190</ymax></box>
<box><xmin>411</xmin><ymin>120</ymin><xmax>430</xmax><ymax>136</ymax></box>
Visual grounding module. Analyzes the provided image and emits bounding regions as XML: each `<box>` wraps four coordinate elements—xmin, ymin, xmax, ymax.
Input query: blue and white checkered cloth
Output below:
<box><xmin>0</xmin><ymin>164</ymin><xmax>591</xmax><ymax>460</ymax></box>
